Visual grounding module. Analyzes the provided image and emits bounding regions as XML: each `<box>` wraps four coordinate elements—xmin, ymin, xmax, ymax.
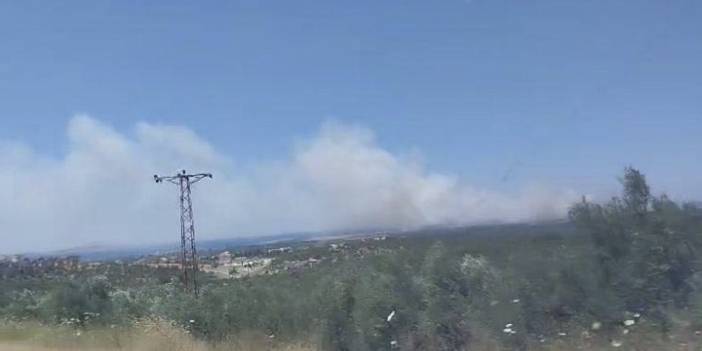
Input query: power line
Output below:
<box><xmin>154</xmin><ymin>170</ymin><xmax>212</xmax><ymax>296</ymax></box>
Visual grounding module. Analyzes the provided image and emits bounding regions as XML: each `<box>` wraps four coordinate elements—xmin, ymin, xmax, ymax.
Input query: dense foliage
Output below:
<box><xmin>2</xmin><ymin>168</ymin><xmax>702</xmax><ymax>350</ymax></box>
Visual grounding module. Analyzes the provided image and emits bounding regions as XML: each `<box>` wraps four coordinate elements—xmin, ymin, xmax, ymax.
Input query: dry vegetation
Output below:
<box><xmin>3</xmin><ymin>327</ymin><xmax>702</xmax><ymax>351</ymax></box>
<box><xmin>0</xmin><ymin>319</ymin><xmax>317</xmax><ymax>351</ymax></box>
<box><xmin>4</xmin><ymin>313</ymin><xmax>702</xmax><ymax>351</ymax></box>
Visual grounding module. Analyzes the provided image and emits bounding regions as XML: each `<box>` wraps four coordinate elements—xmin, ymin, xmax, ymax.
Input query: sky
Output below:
<box><xmin>1</xmin><ymin>0</ymin><xmax>701</xmax><ymax>253</ymax></box>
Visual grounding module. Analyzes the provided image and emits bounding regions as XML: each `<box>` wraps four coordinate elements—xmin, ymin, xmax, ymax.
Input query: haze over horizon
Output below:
<box><xmin>1</xmin><ymin>0</ymin><xmax>701</xmax><ymax>253</ymax></box>
<box><xmin>3</xmin><ymin>116</ymin><xmax>582</xmax><ymax>254</ymax></box>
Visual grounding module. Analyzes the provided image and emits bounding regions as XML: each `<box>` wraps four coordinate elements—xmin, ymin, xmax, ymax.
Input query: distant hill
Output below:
<box><xmin>23</xmin><ymin>229</ymin><xmax>382</xmax><ymax>261</ymax></box>
<box><xmin>23</xmin><ymin>221</ymin><xmax>575</xmax><ymax>261</ymax></box>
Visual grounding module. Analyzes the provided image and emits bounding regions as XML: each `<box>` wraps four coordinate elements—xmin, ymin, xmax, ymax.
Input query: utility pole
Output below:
<box><xmin>154</xmin><ymin>170</ymin><xmax>212</xmax><ymax>296</ymax></box>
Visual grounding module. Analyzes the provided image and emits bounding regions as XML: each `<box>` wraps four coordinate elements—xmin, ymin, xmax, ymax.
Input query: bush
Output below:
<box><xmin>38</xmin><ymin>277</ymin><xmax>113</xmax><ymax>325</ymax></box>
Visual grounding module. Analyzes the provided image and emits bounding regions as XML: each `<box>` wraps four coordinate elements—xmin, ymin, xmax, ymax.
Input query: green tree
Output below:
<box><xmin>39</xmin><ymin>277</ymin><xmax>113</xmax><ymax>325</ymax></box>
<box><xmin>569</xmin><ymin>167</ymin><xmax>696</xmax><ymax>317</ymax></box>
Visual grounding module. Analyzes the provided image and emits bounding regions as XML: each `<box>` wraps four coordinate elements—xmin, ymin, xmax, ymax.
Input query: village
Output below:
<box><xmin>0</xmin><ymin>235</ymin><xmax>391</xmax><ymax>281</ymax></box>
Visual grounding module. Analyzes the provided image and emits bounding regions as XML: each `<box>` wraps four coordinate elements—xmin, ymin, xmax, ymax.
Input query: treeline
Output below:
<box><xmin>2</xmin><ymin>167</ymin><xmax>702</xmax><ymax>350</ymax></box>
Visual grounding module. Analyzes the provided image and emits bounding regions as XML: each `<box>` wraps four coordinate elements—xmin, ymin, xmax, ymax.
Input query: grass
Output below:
<box><xmin>4</xmin><ymin>320</ymin><xmax>702</xmax><ymax>351</ymax></box>
<box><xmin>0</xmin><ymin>319</ymin><xmax>316</xmax><ymax>351</ymax></box>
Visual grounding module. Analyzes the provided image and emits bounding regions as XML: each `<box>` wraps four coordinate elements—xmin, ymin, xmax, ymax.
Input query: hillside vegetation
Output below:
<box><xmin>2</xmin><ymin>167</ymin><xmax>702</xmax><ymax>350</ymax></box>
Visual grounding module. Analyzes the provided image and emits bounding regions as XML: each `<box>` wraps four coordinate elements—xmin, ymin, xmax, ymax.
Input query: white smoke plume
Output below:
<box><xmin>0</xmin><ymin>116</ymin><xmax>577</xmax><ymax>253</ymax></box>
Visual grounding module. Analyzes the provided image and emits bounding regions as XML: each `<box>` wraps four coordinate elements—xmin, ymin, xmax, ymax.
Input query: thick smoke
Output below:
<box><xmin>0</xmin><ymin>116</ymin><xmax>577</xmax><ymax>253</ymax></box>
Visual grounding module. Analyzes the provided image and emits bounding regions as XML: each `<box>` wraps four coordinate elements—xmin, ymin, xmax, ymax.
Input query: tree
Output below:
<box><xmin>569</xmin><ymin>167</ymin><xmax>696</xmax><ymax>316</ymax></box>
<box><xmin>39</xmin><ymin>277</ymin><xmax>113</xmax><ymax>325</ymax></box>
<box><xmin>621</xmin><ymin>166</ymin><xmax>651</xmax><ymax>218</ymax></box>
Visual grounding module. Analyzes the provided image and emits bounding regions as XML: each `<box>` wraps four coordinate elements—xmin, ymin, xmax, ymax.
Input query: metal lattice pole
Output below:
<box><xmin>154</xmin><ymin>170</ymin><xmax>212</xmax><ymax>296</ymax></box>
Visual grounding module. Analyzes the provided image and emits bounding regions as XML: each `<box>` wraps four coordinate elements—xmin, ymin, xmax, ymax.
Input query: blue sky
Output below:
<box><xmin>1</xmin><ymin>1</ymin><xmax>701</xmax><ymax>252</ymax></box>
<box><xmin>2</xmin><ymin>0</ymin><xmax>701</xmax><ymax>193</ymax></box>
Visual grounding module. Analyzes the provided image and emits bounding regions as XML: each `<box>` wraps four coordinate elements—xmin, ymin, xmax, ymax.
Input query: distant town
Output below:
<box><xmin>0</xmin><ymin>234</ymin><xmax>391</xmax><ymax>281</ymax></box>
